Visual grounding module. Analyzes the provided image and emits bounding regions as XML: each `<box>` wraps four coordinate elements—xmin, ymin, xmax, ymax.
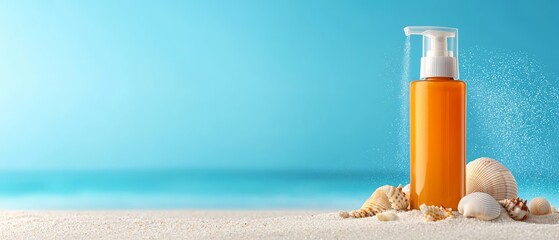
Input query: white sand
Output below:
<box><xmin>0</xmin><ymin>209</ymin><xmax>558</xmax><ymax>239</ymax></box>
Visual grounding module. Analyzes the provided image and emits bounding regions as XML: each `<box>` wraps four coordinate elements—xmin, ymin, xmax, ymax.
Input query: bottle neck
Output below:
<box><xmin>425</xmin><ymin>77</ymin><xmax>454</xmax><ymax>81</ymax></box>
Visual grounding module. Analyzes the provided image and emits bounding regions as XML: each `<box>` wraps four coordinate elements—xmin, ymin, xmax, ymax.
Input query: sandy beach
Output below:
<box><xmin>0</xmin><ymin>209</ymin><xmax>557</xmax><ymax>239</ymax></box>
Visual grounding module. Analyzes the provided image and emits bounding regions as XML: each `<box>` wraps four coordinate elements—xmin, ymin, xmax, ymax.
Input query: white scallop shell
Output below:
<box><xmin>466</xmin><ymin>157</ymin><xmax>518</xmax><ymax>201</ymax></box>
<box><xmin>376</xmin><ymin>212</ymin><xmax>399</xmax><ymax>221</ymax></box>
<box><xmin>458</xmin><ymin>192</ymin><xmax>502</xmax><ymax>221</ymax></box>
<box><xmin>528</xmin><ymin>197</ymin><xmax>552</xmax><ymax>215</ymax></box>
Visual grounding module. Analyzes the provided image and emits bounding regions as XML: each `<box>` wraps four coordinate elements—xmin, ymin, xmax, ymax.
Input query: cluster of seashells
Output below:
<box><xmin>339</xmin><ymin>157</ymin><xmax>557</xmax><ymax>222</ymax></box>
<box><xmin>460</xmin><ymin>157</ymin><xmax>555</xmax><ymax>221</ymax></box>
<box><xmin>338</xmin><ymin>184</ymin><xmax>408</xmax><ymax>219</ymax></box>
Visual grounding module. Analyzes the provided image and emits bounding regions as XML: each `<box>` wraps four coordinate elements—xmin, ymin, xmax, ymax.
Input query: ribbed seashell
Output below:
<box><xmin>499</xmin><ymin>197</ymin><xmax>529</xmax><ymax>221</ymax></box>
<box><xmin>458</xmin><ymin>192</ymin><xmax>501</xmax><ymax>221</ymax></box>
<box><xmin>528</xmin><ymin>197</ymin><xmax>552</xmax><ymax>215</ymax></box>
<box><xmin>377</xmin><ymin>184</ymin><xmax>409</xmax><ymax>210</ymax></box>
<box><xmin>466</xmin><ymin>157</ymin><xmax>518</xmax><ymax>201</ymax></box>
<box><xmin>376</xmin><ymin>212</ymin><xmax>399</xmax><ymax>221</ymax></box>
<box><xmin>339</xmin><ymin>188</ymin><xmax>391</xmax><ymax>218</ymax></box>
<box><xmin>419</xmin><ymin>204</ymin><xmax>453</xmax><ymax>222</ymax></box>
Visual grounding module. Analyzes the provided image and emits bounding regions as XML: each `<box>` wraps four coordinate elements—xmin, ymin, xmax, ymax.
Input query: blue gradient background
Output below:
<box><xmin>0</xmin><ymin>1</ymin><xmax>557</xmax><ymax>208</ymax></box>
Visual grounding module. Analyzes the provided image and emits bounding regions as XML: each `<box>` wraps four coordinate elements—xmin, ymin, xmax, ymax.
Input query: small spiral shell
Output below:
<box><xmin>499</xmin><ymin>197</ymin><xmax>529</xmax><ymax>221</ymax></box>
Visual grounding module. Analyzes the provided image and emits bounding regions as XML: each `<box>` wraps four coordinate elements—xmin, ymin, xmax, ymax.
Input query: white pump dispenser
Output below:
<box><xmin>404</xmin><ymin>26</ymin><xmax>458</xmax><ymax>79</ymax></box>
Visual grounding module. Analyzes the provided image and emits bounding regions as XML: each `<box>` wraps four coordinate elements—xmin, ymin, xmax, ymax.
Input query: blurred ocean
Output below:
<box><xmin>0</xmin><ymin>170</ymin><xmax>556</xmax><ymax>209</ymax></box>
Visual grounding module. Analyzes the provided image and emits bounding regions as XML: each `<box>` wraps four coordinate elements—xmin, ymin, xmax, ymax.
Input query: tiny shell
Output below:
<box><xmin>466</xmin><ymin>157</ymin><xmax>518</xmax><ymax>201</ymax></box>
<box><xmin>528</xmin><ymin>197</ymin><xmax>552</xmax><ymax>215</ymax></box>
<box><xmin>458</xmin><ymin>192</ymin><xmax>501</xmax><ymax>221</ymax></box>
<box><xmin>419</xmin><ymin>204</ymin><xmax>453</xmax><ymax>222</ymax></box>
<box><xmin>499</xmin><ymin>197</ymin><xmax>529</xmax><ymax>221</ymax></box>
<box><xmin>338</xmin><ymin>211</ymin><xmax>350</xmax><ymax>218</ymax></box>
<box><xmin>376</xmin><ymin>212</ymin><xmax>399</xmax><ymax>221</ymax></box>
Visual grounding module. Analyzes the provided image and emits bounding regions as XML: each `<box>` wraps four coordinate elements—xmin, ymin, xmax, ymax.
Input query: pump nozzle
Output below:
<box><xmin>404</xmin><ymin>26</ymin><xmax>459</xmax><ymax>79</ymax></box>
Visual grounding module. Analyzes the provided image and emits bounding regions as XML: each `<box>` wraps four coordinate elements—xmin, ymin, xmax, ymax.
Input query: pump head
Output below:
<box><xmin>404</xmin><ymin>26</ymin><xmax>459</xmax><ymax>79</ymax></box>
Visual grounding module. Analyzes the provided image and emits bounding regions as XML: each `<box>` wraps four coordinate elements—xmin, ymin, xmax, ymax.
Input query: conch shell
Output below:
<box><xmin>528</xmin><ymin>197</ymin><xmax>552</xmax><ymax>215</ymax></box>
<box><xmin>419</xmin><ymin>204</ymin><xmax>453</xmax><ymax>222</ymax></box>
<box><xmin>499</xmin><ymin>197</ymin><xmax>529</xmax><ymax>221</ymax></box>
<box><xmin>378</xmin><ymin>184</ymin><xmax>409</xmax><ymax>210</ymax></box>
<box><xmin>339</xmin><ymin>184</ymin><xmax>407</xmax><ymax>218</ymax></box>
<box><xmin>458</xmin><ymin>192</ymin><xmax>501</xmax><ymax>221</ymax></box>
<box><xmin>466</xmin><ymin>157</ymin><xmax>518</xmax><ymax>201</ymax></box>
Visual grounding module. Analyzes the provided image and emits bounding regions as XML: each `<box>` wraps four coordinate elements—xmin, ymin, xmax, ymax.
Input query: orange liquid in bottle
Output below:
<box><xmin>410</xmin><ymin>77</ymin><xmax>466</xmax><ymax>210</ymax></box>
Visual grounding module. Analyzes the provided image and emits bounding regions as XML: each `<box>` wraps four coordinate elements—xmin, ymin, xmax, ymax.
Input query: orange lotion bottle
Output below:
<box><xmin>404</xmin><ymin>26</ymin><xmax>465</xmax><ymax>210</ymax></box>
